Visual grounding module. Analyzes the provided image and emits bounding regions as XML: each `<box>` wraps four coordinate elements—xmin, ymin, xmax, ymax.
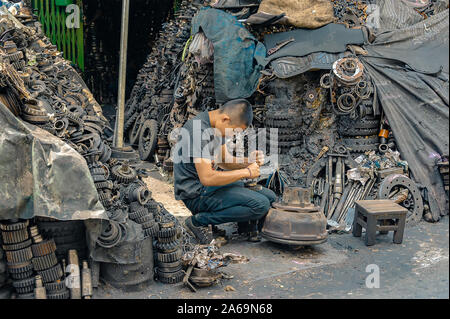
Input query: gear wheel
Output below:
<box><xmin>111</xmin><ymin>164</ymin><xmax>137</xmax><ymax>184</ymax></box>
<box><xmin>10</xmin><ymin>269</ymin><xmax>34</xmax><ymax>280</ymax></box>
<box><xmin>130</xmin><ymin>201</ymin><xmax>148</xmax><ymax>214</ymax></box>
<box><xmin>343</xmin><ymin>136</ymin><xmax>379</xmax><ymax>153</ymax></box>
<box><xmin>66</xmin><ymin>112</ymin><xmax>84</xmax><ymax>126</ymax></box>
<box><xmin>157</xmin><ymin>269</ymin><xmax>184</xmax><ymax>284</ymax></box>
<box><xmin>97</xmin><ymin>221</ymin><xmax>123</xmax><ymax>249</ymax></box>
<box><xmin>6</xmin><ymin>260</ymin><xmax>33</xmax><ymax>274</ymax></box>
<box><xmin>2</xmin><ymin>239</ymin><xmax>32</xmax><ymax>252</ymax></box>
<box><xmin>144</xmin><ymin>224</ymin><xmax>160</xmax><ymax>238</ymax></box>
<box><xmin>378</xmin><ymin>174</ymin><xmax>424</xmax><ymax>226</ymax></box>
<box><xmin>95</xmin><ymin>181</ymin><xmax>114</xmax><ymax>190</ymax></box>
<box><xmin>129</xmin><ymin>208</ymin><xmax>149</xmax><ymax>221</ymax></box>
<box><xmin>47</xmin><ymin>289</ymin><xmax>70</xmax><ymax>299</ymax></box>
<box><xmin>45</xmin><ymin>281</ymin><xmax>66</xmax><ymax>292</ymax></box>
<box><xmin>157</xmin><ymin>249</ymin><xmax>182</xmax><ymax>263</ymax></box>
<box><xmin>156</xmin><ymin>260</ymin><xmax>182</xmax><ymax>272</ymax></box>
<box><xmin>156</xmin><ymin>240</ymin><xmax>181</xmax><ymax>253</ymax></box>
<box><xmin>135</xmin><ymin>214</ymin><xmax>154</xmax><ymax>225</ymax></box>
<box><xmin>12</xmin><ymin>278</ymin><xmax>35</xmax><ymax>294</ymax></box>
<box><xmin>157</xmin><ymin>234</ymin><xmax>180</xmax><ymax>244</ymax></box>
<box><xmin>5</xmin><ymin>247</ymin><xmax>33</xmax><ymax>263</ymax></box>
<box><xmin>32</xmin><ymin>253</ymin><xmax>58</xmax><ymax>271</ymax></box>
<box><xmin>157</xmin><ymin>225</ymin><xmax>178</xmax><ymax>239</ymax></box>
<box><xmin>31</xmin><ymin>240</ymin><xmax>57</xmax><ymax>257</ymax></box>
<box><xmin>16</xmin><ymin>292</ymin><xmax>35</xmax><ymax>299</ymax></box>
<box><xmin>0</xmin><ymin>220</ymin><xmax>29</xmax><ymax>231</ymax></box>
<box><xmin>37</xmin><ymin>264</ymin><xmax>63</xmax><ymax>283</ymax></box>
<box><xmin>1</xmin><ymin>228</ymin><xmax>29</xmax><ymax>244</ymax></box>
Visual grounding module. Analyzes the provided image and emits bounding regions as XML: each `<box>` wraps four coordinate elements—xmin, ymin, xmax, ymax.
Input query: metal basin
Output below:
<box><xmin>261</xmin><ymin>187</ymin><xmax>328</xmax><ymax>246</ymax></box>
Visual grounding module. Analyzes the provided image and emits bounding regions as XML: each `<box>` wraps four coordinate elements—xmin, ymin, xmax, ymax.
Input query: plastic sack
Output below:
<box><xmin>189</xmin><ymin>31</ymin><xmax>214</xmax><ymax>65</ymax></box>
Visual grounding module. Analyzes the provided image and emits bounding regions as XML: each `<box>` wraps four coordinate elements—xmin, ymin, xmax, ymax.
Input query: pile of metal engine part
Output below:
<box><xmin>124</xmin><ymin>0</ymin><xmax>204</xmax><ymax>164</ymax></box>
<box><xmin>181</xmin><ymin>241</ymin><xmax>249</xmax><ymax>292</ymax></box>
<box><xmin>0</xmin><ymin>220</ymin><xmax>70</xmax><ymax>299</ymax></box>
<box><xmin>124</xmin><ymin>0</ymin><xmax>448</xmax><ymax>229</ymax></box>
<box><xmin>154</xmin><ymin>220</ymin><xmax>184</xmax><ymax>284</ymax></box>
<box><xmin>0</xmin><ymin>243</ymin><xmax>7</xmax><ymax>298</ymax></box>
<box><xmin>438</xmin><ymin>155</ymin><xmax>449</xmax><ymax>196</ymax></box>
<box><xmin>83</xmin><ymin>0</ymin><xmax>176</xmax><ymax>105</ymax></box>
<box><xmin>332</xmin><ymin>0</ymin><xmax>377</xmax><ymax>28</ymax></box>
<box><xmin>0</xmin><ymin>4</ymin><xmax>196</xmax><ymax>296</ymax></box>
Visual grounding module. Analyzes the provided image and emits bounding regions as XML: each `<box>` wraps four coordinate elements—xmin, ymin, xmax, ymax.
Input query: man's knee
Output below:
<box><xmin>264</xmin><ymin>188</ymin><xmax>277</xmax><ymax>204</ymax></box>
<box><xmin>250</xmin><ymin>197</ymin><xmax>271</xmax><ymax>218</ymax></box>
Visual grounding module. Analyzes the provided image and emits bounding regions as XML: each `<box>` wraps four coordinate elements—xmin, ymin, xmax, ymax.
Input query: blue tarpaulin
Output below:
<box><xmin>191</xmin><ymin>7</ymin><xmax>267</xmax><ymax>103</ymax></box>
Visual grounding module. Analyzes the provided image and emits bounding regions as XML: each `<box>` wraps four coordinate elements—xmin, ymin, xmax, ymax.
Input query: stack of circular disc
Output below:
<box><xmin>129</xmin><ymin>201</ymin><xmax>159</xmax><ymax>239</ymax></box>
<box><xmin>0</xmin><ymin>242</ymin><xmax>11</xmax><ymax>299</ymax></box>
<box><xmin>338</xmin><ymin>115</ymin><xmax>381</xmax><ymax>153</ymax></box>
<box><xmin>155</xmin><ymin>222</ymin><xmax>184</xmax><ymax>284</ymax></box>
<box><xmin>29</xmin><ymin>226</ymin><xmax>68</xmax><ymax>299</ymax></box>
<box><xmin>0</xmin><ymin>220</ymin><xmax>35</xmax><ymax>299</ymax></box>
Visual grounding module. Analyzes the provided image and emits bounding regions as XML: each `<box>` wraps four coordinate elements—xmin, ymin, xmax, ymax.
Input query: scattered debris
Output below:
<box><xmin>181</xmin><ymin>240</ymin><xmax>249</xmax><ymax>291</ymax></box>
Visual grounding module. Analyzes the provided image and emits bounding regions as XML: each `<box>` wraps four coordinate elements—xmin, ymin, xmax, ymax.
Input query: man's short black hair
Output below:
<box><xmin>219</xmin><ymin>99</ymin><xmax>253</xmax><ymax>127</ymax></box>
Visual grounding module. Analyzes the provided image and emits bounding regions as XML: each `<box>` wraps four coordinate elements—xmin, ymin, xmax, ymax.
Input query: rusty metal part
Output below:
<box><xmin>37</xmin><ymin>263</ymin><xmax>64</xmax><ymax>284</ymax></box>
<box><xmin>6</xmin><ymin>260</ymin><xmax>33</xmax><ymax>274</ymax></box>
<box><xmin>189</xmin><ymin>268</ymin><xmax>222</xmax><ymax>288</ymax></box>
<box><xmin>96</xmin><ymin>221</ymin><xmax>123</xmax><ymax>249</ymax></box>
<box><xmin>1</xmin><ymin>228</ymin><xmax>29</xmax><ymax>245</ymax></box>
<box><xmin>5</xmin><ymin>246</ymin><xmax>33</xmax><ymax>263</ymax></box>
<box><xmin>0</xmin><ymin>220</ymin><xmax>29</xmax><ymax>232</ymax></box>
<box><xmin>67</xmin><ymin>250</ymin><xmax>81</xmax><ymax>299</ymax></box>
<box><xmin>111</xmin><ymin>162</ymin><xmax>137</xmax><ymax>184</ymax></box>
<box><xmin>32</xmin><ymin>253</ymin><xmax>58</xmax><ymax>271</ymax></box>
<box><xmin>100</xmin><ymin>238</ymin><xmax>154</xmax><ymax>289</ymax></box>
<box><xmin>262</xmin><ymin>188</ymin><xmax>328</xmax><ymax>246</ymax></box>
<box><xmin>378</xmin><ymin>174</ymin><xmax>424</xmax><ymax>226</ymax></box>
<box><xmin>333</xmin><ymin>57</ymin><xmax>364</xmax><ymax>85</ymax></box>
<box><xmin>157</xmin><ymin>268</ymin><xmax>185</xmax><ymax>284</ymax></box>
<box><xmin>2</xmin><ymin>239</ymin><xmax>32</xmax><ymax>252</ymax></box>
<box><xmin>34</xmin><ymin>276</ymin><xmax>47</xmax><ymax>299</ymax></box>
<box><xmin>81</xmin><ymin>261</ymin><xmax>92</xmax><ymax>299</ymax></box>
<box><xmin>12</xmin><ymin>277</ymin><xmax>35</xmax><ymax>294</ymax></box>
<box><xmin>126</xmin><ymin>183</ymin><xmax>152</xmax><ymax>205</ymax></box>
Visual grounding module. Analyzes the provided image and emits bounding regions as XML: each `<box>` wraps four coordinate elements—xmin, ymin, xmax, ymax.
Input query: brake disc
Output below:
<box><xmin>378</xmin><ymin>174</ymin><xmax>424</xmax><ymax>226</ymax></box>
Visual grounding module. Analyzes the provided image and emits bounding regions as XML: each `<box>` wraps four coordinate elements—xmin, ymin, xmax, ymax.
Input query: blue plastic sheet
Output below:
<box><xmin>191</xmin><ymin>7</ymin><xmax>267</xmax><ymax>103</ymax></box>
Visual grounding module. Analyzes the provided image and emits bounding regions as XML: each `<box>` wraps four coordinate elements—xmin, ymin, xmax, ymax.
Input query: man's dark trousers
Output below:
<box><xmin>183</xmin><ymin>181</ymin><xmax>277</xmax><ymax>227</ymax></box>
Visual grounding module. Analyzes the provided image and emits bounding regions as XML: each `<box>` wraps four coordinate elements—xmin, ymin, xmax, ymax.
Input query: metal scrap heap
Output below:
<box><xmin>0</xmin><ymin>3</ymin><xmax>190</xmax><ymax>298</ymax></box>
<box><xmin>125</xmin><ymin>0</ymin><xmax>448</xmax><ymax>230</ymax></box>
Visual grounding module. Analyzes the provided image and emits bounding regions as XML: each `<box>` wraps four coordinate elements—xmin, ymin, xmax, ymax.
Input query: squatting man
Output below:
<box><xmin>173</xmin><ymin>99</ymin><xmax>277</xmax><ymax>244</ymax></box>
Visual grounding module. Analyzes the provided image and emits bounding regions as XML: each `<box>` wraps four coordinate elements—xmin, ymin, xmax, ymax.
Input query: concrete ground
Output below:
<box><xmin>94</xmin><ymin>169</ymin><xmax>449</xmax><ymax>299</ymax></box>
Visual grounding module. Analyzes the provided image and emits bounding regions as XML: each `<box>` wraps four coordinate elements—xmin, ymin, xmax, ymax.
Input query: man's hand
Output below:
<box><xmin>250</xmin><ymin>150</ymin><xmax>265</xmax><ymax>166</ymax></box>
<box><xmin>196</xmin><ymin>158</ymin><xmax>257</xmax><ymax>186</ymax></box>
<box><xmin>247</xmin><ymin>162</ymin><xmax>261</xmax><ymax>179</ymax></box>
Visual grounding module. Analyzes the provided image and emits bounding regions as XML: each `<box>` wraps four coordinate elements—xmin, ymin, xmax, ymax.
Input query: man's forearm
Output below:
<box><xmin>201</xmin><ymin>167</ymin><xmax>250</xmax><ymax>186</ymax></box>
<box><xmin>218</xmin><ymin>159</ymin><xmax>250</xmax><ymax>170</ymax></box>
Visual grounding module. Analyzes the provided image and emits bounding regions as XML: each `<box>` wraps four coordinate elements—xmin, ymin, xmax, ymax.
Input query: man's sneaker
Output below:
<box><xmin>184</xmin><ymin>216</ymin><xmax>213</xmax><ymax>245</ymax></box>
<box><xmin>237</xmin><ymin>221</ymin><xmax>258</xmax><ymax>235</ymax></box>
<box><xmin>247</xmin><ymin>231</ymin><xmax>261</xmax><ymax>243</ymax></box>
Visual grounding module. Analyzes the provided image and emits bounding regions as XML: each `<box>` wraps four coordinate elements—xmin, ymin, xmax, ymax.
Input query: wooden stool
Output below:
<box><xmin>353</xmin><ymin>200</ymin><xmax>408</xmax><ymax>246</ymax></box>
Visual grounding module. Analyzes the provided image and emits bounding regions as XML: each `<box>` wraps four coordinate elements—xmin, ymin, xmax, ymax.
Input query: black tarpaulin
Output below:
<box><xmin>362</xmin><ymin>8</ymin><xmax>449</xmax><ymax>221</ymax></box>
<box><xmin>264</xmin><ymin>23</ymin><xmax>366</xmax><ymax>64</ymax></box>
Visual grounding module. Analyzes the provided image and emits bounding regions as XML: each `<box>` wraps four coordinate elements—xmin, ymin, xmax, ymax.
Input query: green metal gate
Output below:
<box><xmin>31</xmin><ymin>0</ymin><xmax>84</xmax><ymax>71</ymax></box>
